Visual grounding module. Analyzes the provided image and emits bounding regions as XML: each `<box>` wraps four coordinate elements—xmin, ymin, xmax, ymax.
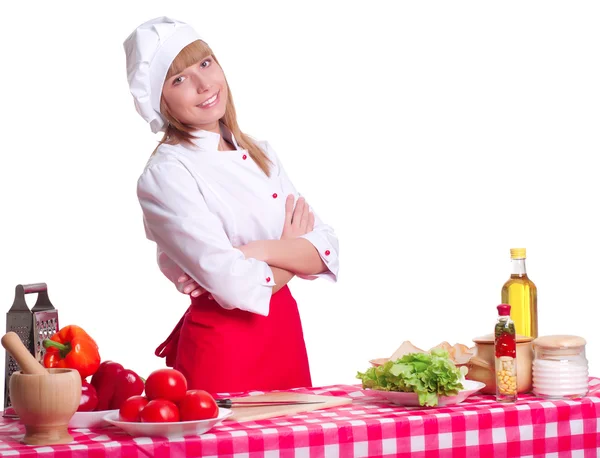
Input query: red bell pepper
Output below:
<box><xmin>110</xmin><ymin>369</ymin><xmax>146</xmax><ymax>410</ymax></box>
<box><xmin>78</xmin><ymin>381</ymin><xmax>99</xmax><ymax>412</ymax></box>
<box><xmin>90</xmin><ymin>361</ymin><xmax>145</xmax><ymax>411</ymax></box>
<box><xmin>90</xmin><ymin>361</ymin><xmax>122</xmax><ymax>411</ymax></box>
<box><xmin>43</xmin><ymin>325</ymin><xmax>101</xmax><ymax>380</ymax></box>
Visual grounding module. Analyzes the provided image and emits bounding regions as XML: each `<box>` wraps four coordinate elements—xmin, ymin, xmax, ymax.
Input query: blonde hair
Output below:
<box><xmin>153</xmin><ymin>40</ymin><xmax>272</xmax><ymax>176</ymax></box>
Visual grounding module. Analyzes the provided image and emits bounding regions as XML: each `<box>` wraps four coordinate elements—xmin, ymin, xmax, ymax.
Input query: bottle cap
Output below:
<box><xmin>497</xmin><ymin>304</ymin><xmax>511</xmax><ymax>316</ymax></box>
<box><xmin>510</xmin><ymin>248</ymin><xmax>526</xmax><ymax>259</ymax></box>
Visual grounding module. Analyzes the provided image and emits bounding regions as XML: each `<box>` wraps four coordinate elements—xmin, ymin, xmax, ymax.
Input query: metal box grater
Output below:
<box><xmin>3</xmin><ymin>283</ymin><xmax>59</xmax><ymax>416</ymax></box>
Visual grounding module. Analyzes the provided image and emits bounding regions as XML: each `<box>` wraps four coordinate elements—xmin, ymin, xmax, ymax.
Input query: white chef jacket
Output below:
<box><xmin>136</xmin><ymin>122</ymin><xmax>339</xmax><ymax>316</ymax></box>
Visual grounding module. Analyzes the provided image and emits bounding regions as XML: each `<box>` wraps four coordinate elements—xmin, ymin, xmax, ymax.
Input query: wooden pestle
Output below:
<box><xmin>1</xmin><ymin>332</ymin><xmax>48</xmax><ymax>375</ymax></box>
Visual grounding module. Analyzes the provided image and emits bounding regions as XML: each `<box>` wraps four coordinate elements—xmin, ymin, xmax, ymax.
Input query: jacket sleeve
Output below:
<box><xmin>264</xmin><ymin>141</ymin><xmax>340</xmax><ymax>282</ymax></box>
<box><xmin>137</xmin><ymin>159</ymin><xmax>275</xmax><ymax>316</ymax></box>
<box><xmin>155</xmin><ymin>247</ymin><xmax>188</xmax><ymax>293</ymax></box>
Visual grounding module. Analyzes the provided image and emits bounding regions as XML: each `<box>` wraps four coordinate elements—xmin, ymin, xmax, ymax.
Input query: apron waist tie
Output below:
<box><xmin>155</xmin><ymin>307</ymin><xmax>189</xmax><ymax>367</ymax></box>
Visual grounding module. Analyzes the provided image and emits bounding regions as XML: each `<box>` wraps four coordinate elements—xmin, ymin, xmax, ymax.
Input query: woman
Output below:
<box><xmin>123</xmin><ymin>17</ymin><xmax>339</xmax><ymax>394</ymax></box>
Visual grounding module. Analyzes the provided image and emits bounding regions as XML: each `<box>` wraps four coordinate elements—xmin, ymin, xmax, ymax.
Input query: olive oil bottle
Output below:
<box><xmin>501</xmin><ymin>248</ymin><xmax>538</xmax><ymax>338</ymax></box>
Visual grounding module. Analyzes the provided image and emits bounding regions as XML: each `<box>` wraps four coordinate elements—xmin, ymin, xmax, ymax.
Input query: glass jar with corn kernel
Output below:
<box><xmin>495</xmin><ymin>304</ymin><xmax>517</xmax><ymax>402</ymax></box>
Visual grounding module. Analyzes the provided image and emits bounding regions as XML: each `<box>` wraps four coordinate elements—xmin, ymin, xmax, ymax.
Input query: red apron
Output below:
<box><xmin>155</xmin><ymin>285</ymin><xmax>312</xmax><ymax>394</ymax></box>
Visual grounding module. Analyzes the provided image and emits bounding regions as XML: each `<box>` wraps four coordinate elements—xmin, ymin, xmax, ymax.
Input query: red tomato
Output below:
<box><xmin>145</xmin><ymin>368</ymin><xmax>187</xmax><ymax>402</ymax></box>
<box><xmin>119</xmin><ymin>395</ymin><xmax>149</xmax><ymax>422</ymax></box>
<box><xmin>139</xmin><ymin>399</ymin><xmax>180</xmax><ymax>423</ymax></box>
<box><xmin>178</xmin><ymin>390</ymin><xmax>219</xmax><ymax>421</ymax></box>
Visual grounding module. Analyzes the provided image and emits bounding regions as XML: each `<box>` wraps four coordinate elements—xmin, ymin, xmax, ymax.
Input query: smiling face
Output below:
<box><xmin>161</xmin><ymin>55</ymin><xmax>228</xmax><ymax>133</ymax></box>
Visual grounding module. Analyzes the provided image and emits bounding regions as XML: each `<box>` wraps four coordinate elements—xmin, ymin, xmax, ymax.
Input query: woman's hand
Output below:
<box><xmin>177</xmin><ymin>274</ymin><xmax>213</xmax><ymax>299</ymax></box>
<box><xmin>236</xmin><ymin>195</ymin><xmax>315</xmax><ymax>264</ymax></box>
<box><xmin>281</xmin><ymin>195</ymin><xmax>314</xmax><ymax>240</ymax></box>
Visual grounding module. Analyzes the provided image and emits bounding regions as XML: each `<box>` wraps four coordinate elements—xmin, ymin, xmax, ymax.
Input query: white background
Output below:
<box><xmin>1</xmin><ymin>1</ymin><xmax>599</xmax><ymax>391</ymax></box>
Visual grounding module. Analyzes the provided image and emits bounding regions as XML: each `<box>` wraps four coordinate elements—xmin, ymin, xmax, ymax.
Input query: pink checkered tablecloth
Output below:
<box><xmin>1</xmin><ymin>378</ymin><xmax>600</xmax><ymax>457</ymax></box>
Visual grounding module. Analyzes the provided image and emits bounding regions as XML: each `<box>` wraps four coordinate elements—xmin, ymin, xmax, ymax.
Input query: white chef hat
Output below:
<box><xmin>123</xmin><ymin>16</ymin><xmax>202</xmax><ymax>133</ymax></box>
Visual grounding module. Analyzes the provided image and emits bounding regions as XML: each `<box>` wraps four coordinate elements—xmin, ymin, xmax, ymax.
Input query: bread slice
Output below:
<box><xmin>389</xmin><ymin>340</ymin><xmax>426</xmax><ymax>361</ymax></box>
<box><xmin>452</xmin><ymin>343</ymin><xmax>474</xmax><ymax>365</ymax></box>
<box><xmin>373</xmin><ymin>340</ymin><xmax>475</xmax><ymax>367</ymax></box>
<box><xmin>453</xmin><ymin>343</ymin><xmax>474</xmax><ymax>357</ymax></box>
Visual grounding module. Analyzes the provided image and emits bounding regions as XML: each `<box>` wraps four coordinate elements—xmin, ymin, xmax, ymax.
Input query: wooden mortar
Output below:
<box><xmin>1</xmin><ymin>331</ymin><xmax>81</xmax><ymax>445</ymax></box>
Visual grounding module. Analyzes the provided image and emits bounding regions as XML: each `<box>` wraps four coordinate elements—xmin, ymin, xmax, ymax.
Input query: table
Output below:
<box><xmin>1</xmin><ymin>378</ymin><xmax>599</xmax><ymax>457</ymax></box>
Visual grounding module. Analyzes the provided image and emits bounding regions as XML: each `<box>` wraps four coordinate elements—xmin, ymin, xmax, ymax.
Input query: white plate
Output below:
<box><xmin>69</xmin><ymin>410</ymin><xmax>118</xmax><ymax>429</ymax></box>
<box><xmin>366</xmin><ymin>380</ymin><xmax>486</xmax><ymax>407</ymax></box>
<box><xmin>103</xmin><ymin>408</ymin><xmax>232</xmax><ymax>438</ymax></box>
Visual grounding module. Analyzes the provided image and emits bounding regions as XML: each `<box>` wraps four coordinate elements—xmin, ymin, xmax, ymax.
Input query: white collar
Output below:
<box><xmin>189</xmin><ymin>122</ymin><xmax>240</xmax><ymax>151</ymax></box>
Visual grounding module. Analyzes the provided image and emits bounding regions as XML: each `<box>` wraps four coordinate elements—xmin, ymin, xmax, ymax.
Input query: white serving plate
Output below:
<box><xmin>69</xmin><ymin>409</ymin><xmax>118</xmax><ymax>428</ymax></box>
<box><xmin>103</xmin><ymin>407</ymin><xmax>232</xmax><ymax>438</ymax></box>
<box><xmin>366</xmin><ymin>380</ymin><xmax>486</xmax><ymax>407</ymax></box>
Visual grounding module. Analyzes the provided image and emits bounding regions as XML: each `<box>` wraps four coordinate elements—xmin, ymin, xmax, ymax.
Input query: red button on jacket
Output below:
<box><xmin>325</xmin><ymin>250</ymin><xmax>331</xmax><ymax>256</ymax></box>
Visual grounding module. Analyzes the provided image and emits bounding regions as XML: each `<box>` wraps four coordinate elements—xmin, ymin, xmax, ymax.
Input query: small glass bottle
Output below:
<box><xmin>501</xmin><ymin>248</ymin><xmax>538</xmax><ymax>338</ymax></box>
<box><xmin>495</xmin><ymin>304</ymin><xmax>517</xmax><ymax>402</ymax></box>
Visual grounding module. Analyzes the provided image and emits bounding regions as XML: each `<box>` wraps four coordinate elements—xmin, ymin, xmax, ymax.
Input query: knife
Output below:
<box><xmin>216</xmin><ymin>399</ymin><xmax>325</xmax><ymax>408</ymax></box>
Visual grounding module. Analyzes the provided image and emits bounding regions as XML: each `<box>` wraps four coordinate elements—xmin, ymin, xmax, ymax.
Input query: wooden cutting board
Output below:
<box><xmin>223</xmin><ymin>392</ymin><xmax>353</xmax><ymax>422</ymax></box>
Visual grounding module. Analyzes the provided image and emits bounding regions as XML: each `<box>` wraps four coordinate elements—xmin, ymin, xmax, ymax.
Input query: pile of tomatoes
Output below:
<box><xmin>119</xmin><ymin>368</ymin><xmax>219</xmax><ymax>423</ymax></box>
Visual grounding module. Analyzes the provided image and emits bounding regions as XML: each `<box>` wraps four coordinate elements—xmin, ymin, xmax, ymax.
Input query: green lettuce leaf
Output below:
<box><xmin>356</xmin><ymin>349</ymin><xmax>466</xmax><ymax>407</ymax></box>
